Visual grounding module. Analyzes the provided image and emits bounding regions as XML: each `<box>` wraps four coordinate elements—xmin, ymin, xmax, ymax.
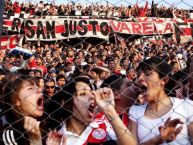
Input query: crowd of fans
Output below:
<box><xmin>0</xmin><ymin>35</ymin><xmax>193</xmax><ymax>144</ymax></box>
<box><xmin>4</xmin><ymin>0</ymin><xmax>192</xmax><ymax>19</ymax></box>
<box><xmin>1</xmin><ymin>0</ymin><xmax>193</xmax><ymax>145</ymax></box>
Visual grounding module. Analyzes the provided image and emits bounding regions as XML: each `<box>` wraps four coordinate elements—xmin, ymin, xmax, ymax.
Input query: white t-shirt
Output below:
<box><xmin>59</xmin><ymin>119</ymin><xmax>116</xmax><ymax>145</ymax></box>
<box><xmin>129</xmin><ymin>97</ymin><xmax>193</xmax><ymax>145</ymax></box>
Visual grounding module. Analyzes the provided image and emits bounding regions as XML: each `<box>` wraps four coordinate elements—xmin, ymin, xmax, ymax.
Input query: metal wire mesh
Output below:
<box><xmin>0</xmin><ymin>0</ymin><xmax>193</xmax><ymax>145</ymax></box>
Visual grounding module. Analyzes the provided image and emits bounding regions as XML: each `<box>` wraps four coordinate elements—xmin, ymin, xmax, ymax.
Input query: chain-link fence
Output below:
<box><xmin>0</xmin><ymin>0</ymin><xmax>193</xmax><ymax>145</ymax></box>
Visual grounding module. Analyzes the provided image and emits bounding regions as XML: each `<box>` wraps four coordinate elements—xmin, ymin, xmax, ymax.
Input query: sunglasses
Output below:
<box><xmin>45</xmin><ymin>86</ymin><xmax>55</xmax><ymax>89</ymax></box>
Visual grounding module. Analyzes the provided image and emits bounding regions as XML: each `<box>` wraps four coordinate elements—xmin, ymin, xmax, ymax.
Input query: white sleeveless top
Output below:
<box><xmin>129</xmin><ymin>97</ymin><xmax>193</xmax><ymax>145</ymax></box>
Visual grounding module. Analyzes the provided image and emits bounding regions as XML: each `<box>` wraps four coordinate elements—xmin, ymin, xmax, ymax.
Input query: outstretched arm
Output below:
<box><xmin>144</xmin><ymin>0</ymin><xmax>148</xmax><ymax>11</ymax></box>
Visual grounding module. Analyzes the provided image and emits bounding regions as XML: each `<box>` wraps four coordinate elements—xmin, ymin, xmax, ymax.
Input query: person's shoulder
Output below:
<box><xmin>170</xmin><ymin>97</ymin><xmax>193</xmax><ymax>108</ymax></box>
<box><xmin>170</xmin><ymin>97</ymin><xmax>189</xmax><ymax>104</ymax></box>
<box><xmin>130</xmin><ymin>103</ymin><xmax>147</xmax><ymax>112</ymax></box>
<box><xmin>170</xmin><ymin>97</ymin><xmax>183</xmax><ymax>101</ymax></box>
<box><xmin>129</xmin><ymin>104</ymin><xmax>147</xmax><ymax>121</ymax></box>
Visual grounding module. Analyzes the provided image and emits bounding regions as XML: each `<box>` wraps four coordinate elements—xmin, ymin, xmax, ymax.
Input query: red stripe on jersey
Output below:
<box><xmin>83</xmin><ymin>123</ymin><xmax>107</xmax><ymax>145</ymax></box>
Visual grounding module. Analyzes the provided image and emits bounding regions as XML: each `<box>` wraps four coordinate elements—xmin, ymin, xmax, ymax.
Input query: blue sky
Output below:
<box><xmin>15</xmin><ymin>0</ymin><xmax>193</xmax><ymax>9</ymax></box>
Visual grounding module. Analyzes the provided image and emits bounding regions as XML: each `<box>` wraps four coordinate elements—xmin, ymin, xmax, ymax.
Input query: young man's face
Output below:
<box><xmin>44</xmin><ymin>81</ymin><xmax>55</xmax><ymax>97</ymax></box>
<box><xmin>57</xmin><ymin>78</ymin><xmax>66</xmax><ymax>87</ymax></box>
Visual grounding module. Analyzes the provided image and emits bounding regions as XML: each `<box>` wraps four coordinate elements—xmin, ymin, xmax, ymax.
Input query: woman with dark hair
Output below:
<box><xmin>45</xmin><ymin>72</ymin><xmax>186</xmax><ymax>145</ymax></box>
<box><xmin>129</xmin><ymin>56</ymin><xmax>193</xmax><ymax>144</ymax></box>
<box><xmin>0</xmin><ymin>75</ymin><xmax>44</xmax><ymax>145</ymax></box>
<box><xmin>101</xmin><ymin>74</ymin><xmax>138</xmax><ymax>127</ymax></box>
<box><xmin>46</xmin><ymin>75</ymin><xmax>137</xmax><ymax>145</ymax></box>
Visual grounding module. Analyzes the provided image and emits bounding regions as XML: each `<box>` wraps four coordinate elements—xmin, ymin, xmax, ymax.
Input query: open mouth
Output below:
<box><xmin>37</xmin><ymin>96</ymin><xmax>44</xmax><ymax>110</ymax></box>
<box><xmin>139</xmin><ymin>84</ymin><xmax>148</xmax><ymax>94</ymax></box>
<box><xmin>133</xmin><ymin>82</ymin><xmax>148</xmax><ymax>95</ymax></box>
<box><xmin>88</xmin><ymin>103</ymin><xmax>96</xmax><ymax>116</ymax></box>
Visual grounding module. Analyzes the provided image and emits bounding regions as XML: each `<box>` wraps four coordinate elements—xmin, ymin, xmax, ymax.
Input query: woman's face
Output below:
<box><xmin>17</xmin><ymin>81</ymin><xmax>44</xmax><ymax>118</ymax></box>
<box><xmin>73</xmin><ymin>81</ymin><xmax>96</xmax><ymax>124</ymax></box>
<box><xmin>138</xmin><ymin>70</ymin><xmax>165</xmax><ymax>102</ymax></box>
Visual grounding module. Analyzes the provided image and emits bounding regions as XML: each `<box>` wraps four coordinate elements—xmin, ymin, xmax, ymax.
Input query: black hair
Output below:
<box><xmin>129</xmin><ymin>53</ymin><xmax>137</xmax><ymax>62</ymax></box>
<box><xmin>172</xmin><ymin>68</ymin><xmax>189</xmax><ymax>86</ymax></box>
<box><xmin>44</xmin><ymin>78</ymin><xmax>55</xmax><ymax>85</ymax></box>
<box><xmin>27</xmin><ymin>69</ymin><xmax>35</xmax><ymax>74</ymax></box>
<box><xmin>83</xmin><ymin>64</ymin><xmax>92</xmax><ymax>72</ymax></box>
<box><xmin>107</xmin><ymin>57</ymin><xmax>114</xmax><ymax>64</ymax></box>
<box><xmin>45</xmin><ymin>75</ymin><xmax>96</xmax><ymax>129</ymax></box>
<box><xmin>90</xmin><ymin>67</ymin><xmax>104</xmax><ymax>75</ymax></box>
<box><xmin>137</xmin><ymin>56</ymin><xmax>172</xmax><ymax>79</ymax></box>
<box><xmin>56</xmin><ymin>74</ymin><xmax>66</xmax><ymax>82</ymax></box>
<box><xmin>101</xmin><ymin>74</ymin><xmax>128</xmax><ymax>91</ymax></box>
<box><xmin>34</xmin><ymin>76</ymin><xmax>44</xmax><ymax>82</ymax></box>
<box><xmin>170</xmin><ymin>61</ymin><xmax>178</xmax><ymax>67</ymax></box>
<box><xmin>137</xmin><ymin>56</ymin><xmax>176</xmax><ymax>96</ymax></box>
<box><xmin>34</xmin><ymin>69</ymin><xmax>43</xmax><ymax>76</ymax></box>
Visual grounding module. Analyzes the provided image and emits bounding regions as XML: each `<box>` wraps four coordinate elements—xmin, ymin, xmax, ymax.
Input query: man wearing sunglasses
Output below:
<box><xmin>44</xmin><ymin>79</ymin><xmax>56</xmax><ymax>98</ymax></box>
<box><xmin>43</xmin><ymin>78</ymin><xmax>58</xmax><ymax>128</ymax></box>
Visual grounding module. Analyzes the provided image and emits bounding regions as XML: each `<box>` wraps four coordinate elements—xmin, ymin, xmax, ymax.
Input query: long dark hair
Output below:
<box><xmin>137</xmin><ymin>56</ymin><xmax>176</xmax><ymax>96</ymax></box>
<box><xmin>45</xmin><ymin>75</ymin><xmax>97</xmax><ymax>129</ymax></box>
